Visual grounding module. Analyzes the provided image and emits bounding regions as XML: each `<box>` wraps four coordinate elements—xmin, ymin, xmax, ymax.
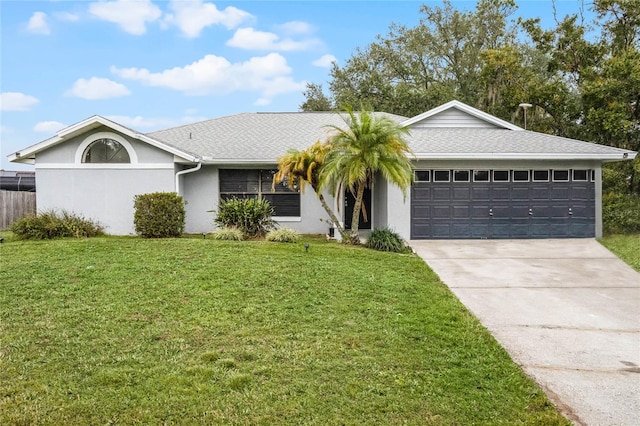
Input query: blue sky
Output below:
<box><xmin>1</xmin><ymin>0</ymin><xmax>593</xmax><ymax>171</ymax></box>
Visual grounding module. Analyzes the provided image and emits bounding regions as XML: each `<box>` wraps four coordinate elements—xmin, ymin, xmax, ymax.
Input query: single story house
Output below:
<box><xmin>9</xmin><ymin>100</ymin><xmax>636</xmax><ymax>239</ymax></box>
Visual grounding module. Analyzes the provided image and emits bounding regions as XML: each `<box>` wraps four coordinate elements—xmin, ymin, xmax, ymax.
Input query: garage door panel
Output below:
<box><xmin>510</xmin><ymin>205</ymin><xmax>530</xmax><ymax>218</ymax></box>
<box><xmin>412</xmin><ymin>223</ymin><xmax>430</xmax><ymax>239</ymax></box>
<box><xmin>490</xmin><ymin>221</ymin><xmax>510</xmax><ymax>238</ymax></box>
<box><xmin>550</xmin><ymin>186</ymin><xmax>570</xmax><ymax>200</ymax></box>
<box><xmin>530</xmin><ymin>221</ymin><xmax>550</xmax><ymax>237</ymax></box>
<box><xmin>452</xmin><ymin>205</ymin><xmax>470</xmax><ymax>218</ymax></box>
<box><xmin>531</xmin><ymin>186</ymin><xmax>550</xmax><ymax>200</ymax></box>
<box><xmin>491</xmin><ymin>186</ymin><xmax>510</xmax><ymax>200</ymax></box>
<box><xmin>531</xmin><ymin>204</ymin><xmax>551</xmax><ymax>218</ymax></box>
<box><xmin>570</xmin><ymin>204</ymin><xmax>593</xmax><ymax>220</ymax></box>
<box><xmin>571</xmin><ymin>185</ymin><xmax>594</xmax><ymax>200</ymax></box>
<box><xmin>491</xmin><ymin>205</ymin><xmax>510</xmax><ymax>218</ymax></box>
<box><xmin>470</xmin><ymin>223</ymin><xmax>490</xmax><ymax>238</ymax></box>
<box><xmin>410</xmin><ymin>172</ymin><xmax>596</xmax><ymax>239</ymax></box>
<box><xmin>432</xmin><ymin>206</ymin><xmax>450</xmax><ymax>219</ymax></box>
<box><xmin>451</xmin><ymin>223</ymin><xmax>471</xmax><ymax>238</ymax></box>
<box><xmin>550</xmin><ymin>220</ymin><xmax>569</xmax><ymax>237</ymax></box>
<box><xmin>432</xmin><ymin>223</ymin><xmax>451</xmax><ymax>238</ymax></box>
<box><xmin>471</xmin><ymin>205</ymin><xmax>490</xmax><ymax>219</ymax></box>
<box><xmin>510</xmin><ymin>221</ymin><xmax>530</xmax><ymax>237</ymax></box>
<box><xmin>569</xmin><ymin>222</ymin><xmax>594</xmax><ymax>237</ymax></box>
<box><xmin>412</xmin><ymin>206</ymin><xmax>431</xmax><ymax>219</ymax></box>
<box><xmin>452</xmin><ymin>187</ymin><xmax>470</xmax><ymax>200</ymax></box>
<box><xmin>413</xmin><ymin>186</ymin><xmax>431</xmax><ymax>201</ymax></box>
<box><xmin>551</xmin><ymin>205</ymin><xmax>569</xmax><ymax>218</ymax></box>
<box><xmin>511</xmin><ymin>186</ymin><xmax>530</xmax><ymax>201</ymax></box>
<box><xmin>472</xmin><ymin>186</ymin><xmax>490</xmax><ymax>200</ymax></box>
<box><xmin>432</xmin><ymin>187</ymin><xmax>451</xmax><ymax>200</ymax></box>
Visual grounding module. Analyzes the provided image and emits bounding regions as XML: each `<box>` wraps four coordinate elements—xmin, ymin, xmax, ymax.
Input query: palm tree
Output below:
<box><xmin>273</xmin><ymin>141</ymin><xmax>349</xmax><ymax>240</ymax></box>
<box><xmin>319</xmin><ymin>106</ymin><xmax>414</xmax><ymax>244</ymax></box>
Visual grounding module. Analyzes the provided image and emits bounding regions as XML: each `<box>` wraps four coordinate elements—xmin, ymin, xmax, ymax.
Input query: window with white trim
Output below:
<box><xmin>512</xmin><ymin>170</ymin><xmax>530</xmax><ymax>182</ymax></box>
<box><xmin>473</xmin><ymin>170</ymin><xmax>489</xmax><ymax>182</ymax></box>
<box><xmin>82</xmin><ymin>138</ymin><xmax>130</xmax><ymax>163</ymax></box>
<box><xmin>532</xmin><ymin>170</ymin><xmax>549</xmax><ymax>182</ymax></box>
<box><xmin>433</xmin><ymin>170</ymin><xmax>450</xmax><ymax>182</ymax></box>
<box><xmin>572</xmin><ymin>169</ymin><xmax>588</xmax><ymax>181</ymax></box>
<box><xmin>492</xmin><ymin>170</ymin><xmax>509</xmax><ymax>182</ymax></box>
<box><xmin>453</xmin><ymin>170</ymin><xmax>470</xmax><ymax>182</ymax></box>
<box><xmin>219</xmin><ymin>169</ymin><xmax>300</xmax><ymax>217</ymax></box>
<box><xmin>553</xmin><ymin>170</ymin><xmax>570</xmax><ymax>181</ymax></box>
<box><xmin>415</xmin><ymin>170</ymin><xmax>430</xmax><ymax>182</ymax></box>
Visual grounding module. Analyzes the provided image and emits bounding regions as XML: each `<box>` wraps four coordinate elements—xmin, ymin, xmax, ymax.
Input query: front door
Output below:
<box><xmin>344</xmin><ymin>187</ymin><xmax>372</xmax><ymax>230</ymax></box>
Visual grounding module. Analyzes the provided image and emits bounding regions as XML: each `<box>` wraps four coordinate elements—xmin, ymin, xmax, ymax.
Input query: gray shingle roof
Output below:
<box><xmin>147</xmin><ymin>112</ymin><xmax>408</xmax><ymax>162</ymax></box>
<box><xmin>408</xmin><ymin>128</ymin><xmax>632</xmax><ymax>157</ymax></box>
<box><xmin>145</xmin><ymin>111</ymin><xmax>634</xmax><ymax>163</ymax></box>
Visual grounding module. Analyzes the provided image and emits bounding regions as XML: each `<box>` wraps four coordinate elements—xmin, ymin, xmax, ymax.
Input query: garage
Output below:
<box><xmin>411</xmin><ymin>168</ymin><xmax>595</xmax><ymax>239</ymax></box>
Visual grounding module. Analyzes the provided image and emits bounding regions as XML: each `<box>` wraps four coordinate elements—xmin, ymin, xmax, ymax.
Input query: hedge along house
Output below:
<box><xmin>9</xmin><ymin>100</ymin><xmax>636</xmax><ymax>239</ymax></box>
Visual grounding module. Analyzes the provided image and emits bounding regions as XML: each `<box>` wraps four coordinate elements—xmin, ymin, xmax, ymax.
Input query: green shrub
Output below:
<box><xmin>214</xmin><ymin>197</ymin><xmax>275</xmax><ymax>238</ymax></box>
<box><xmin>10</xmin><ymin>209</ymin><xmax>103</xmax><ymax>240</ymax></box>
<box><xmin>266</xmin><ymin>227</ymin><xmax>300</xmax><ymax>243</ymax></box>
<box><xmin>365</xmin><ymin>228</ymin><xmax>407</xmax><ymax>253</ymax></box>
<box><xmin>603</xmin><ymin>192</ymin><xmax>640</xmax><ymax>234</ymax></box>
<box><xmin>133</xmin><ymin>192</ymin><xmax>186</xmax><ymax>238</ymax></box>
<box><xmin>212</xmin><ymin>227</ymin><xmax>244</xmax><ymax>241</ymax></box>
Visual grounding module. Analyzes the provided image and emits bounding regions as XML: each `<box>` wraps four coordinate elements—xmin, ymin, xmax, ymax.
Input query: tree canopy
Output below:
<box><xmin>301</xmin><ymin>0</ymin><xmax>639</xmax><ymax>192</ymax></box>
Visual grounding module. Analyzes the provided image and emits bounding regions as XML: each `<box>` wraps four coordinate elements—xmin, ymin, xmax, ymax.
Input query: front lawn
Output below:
<box><xmin>599</xmin><ymin>234</ymin><xmax>640</xmax><ymax>272</ymax></box>
<box><xmin>0</xmin><ymin>235</ymin><xmax>568</xmax><ymax>425</ymax></box>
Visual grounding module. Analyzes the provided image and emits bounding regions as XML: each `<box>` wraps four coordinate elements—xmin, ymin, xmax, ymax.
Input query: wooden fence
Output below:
<box><xmin>0</xmin><ymin>190</ymin><xmax>36</xmax><ymax>230</ymax></box>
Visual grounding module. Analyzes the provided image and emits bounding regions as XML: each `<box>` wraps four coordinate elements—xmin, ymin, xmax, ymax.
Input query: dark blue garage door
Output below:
<box><xmin>411</xmin><ymin>169</ymin><xmax>595</xmax><ymax>239</ymax></box>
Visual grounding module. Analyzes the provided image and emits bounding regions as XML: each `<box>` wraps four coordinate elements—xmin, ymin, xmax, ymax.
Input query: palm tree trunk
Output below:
<box><xmin>317</xmin><ymin>193</ymin><xmax>349</xmax><ymax>241</ymax></box>
<box><xmin>349</xmin><ymin>183</ymin><xmax>366</xmax><ymax>244</ymax></box>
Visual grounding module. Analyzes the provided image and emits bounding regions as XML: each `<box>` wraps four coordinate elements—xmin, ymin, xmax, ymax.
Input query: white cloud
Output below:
<box><xmin>89</xmin><ymin>0</ymin><xmax>162</xmax><ymax>35</ymax></box>
<box><xmin>111</xmin><ymin>53</ymin><xmax>305</xmax><ymax>101</ymax></box>
<box><xmin>254</xmin><ymin>98</ymin><xmax>271</xmax><ymax>106</ymax></box>
<box><xmin>276</xmin><ymin>21</ymin><xmax>312</xmax><ymax>35</ymax></box>
<box><xmin>34</xmin><ymin>121</ymin><xmax>67</xmax><ymax>133</ymax></box>
<box><xmin>27</xmin><ymin>12</ymin><xmax>51</xmax><ymax>35</ymax></box>
<box><xmin>313</xmin><ymin>54</ymin><xmax>336</xmax><ymax>68</ymax></box>
<box><xmin>164</xmin><ymin>0</ymin><xmax>253</xmax><ymax>38</ymax></box>
<box><xmin>227</xmin><ymin>27</ymin><xmax>320</xmax><ymax>51</ymax></box>
<box><xmin>0</xmin><ymin>92</ymin><xmax>40</xmax><ymax>111</ymax></box>
<box><xmin>55</xmin><ymin>12</ymin><xmax>80</xmax><ymax>22</ymax></box>
<box><xmin>65</xmin><ymin>77</ymin><xmax>131</xmax><ymax>100</ymax></box>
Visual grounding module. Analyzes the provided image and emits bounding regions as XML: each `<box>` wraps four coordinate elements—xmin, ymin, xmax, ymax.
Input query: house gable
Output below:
<box><xmin>402</xmin><ymin>100</ymin><xmax>522</xmax><ymax>130</ymax></box>
<box><xmin>9</xmin><ymin>116</ymin><xmax>198</xmax><ymax>165</ymax></box>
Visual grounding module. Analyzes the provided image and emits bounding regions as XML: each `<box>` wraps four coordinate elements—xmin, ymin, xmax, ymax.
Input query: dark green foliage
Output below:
<box><xmin>365</xmin><ymin>227</ymin><xmax>407</xmax><ymax>252</ymax></box>
<box><xmin>214</xmin><ymin>197</ymin><xmax>275</xmax><ymax>238</ymax></box>
<box><xmin>10</xmin><ymin>209</ymin><xmax>103</xmax><ymax>239</ymax></box>
<box><xmin>602</xmin><ymin>193</ymin><xmax>640</xmax><ymax>234</ymax></box>
<box><xmin>602</xmin><ymin>163</ymin><xmax>640</xmax><ymax>234</ymax></box>
<box><xmin>133</xmin><ymin>192</ymin><xmax>186</xmax><ymax>238</ymax></box>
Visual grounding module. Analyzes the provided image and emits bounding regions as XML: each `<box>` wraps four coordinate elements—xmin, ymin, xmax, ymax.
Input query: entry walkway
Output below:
<box><xmin>411</xmin><ymin>239</ymin><xmax>640</xmax><ymax>426</ymax></box>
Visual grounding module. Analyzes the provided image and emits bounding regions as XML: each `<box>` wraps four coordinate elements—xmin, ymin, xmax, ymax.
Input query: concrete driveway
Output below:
<box><xmin>410</xmin><ymin>239</ymin><xmax>640</xmax><ymax>426</ymax></box>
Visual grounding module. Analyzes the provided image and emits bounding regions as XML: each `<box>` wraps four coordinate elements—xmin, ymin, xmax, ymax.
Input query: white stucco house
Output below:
<box><xmin>8</xmin><ymin>100</ymin><xmax>637</xmax><ymax>239</ymax></box>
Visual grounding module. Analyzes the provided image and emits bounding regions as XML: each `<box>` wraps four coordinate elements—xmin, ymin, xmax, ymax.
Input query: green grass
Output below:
<box><xmin>0</xmin><ymin>234</ymin><xmax>569</xmax><ymax>425</ymax></box>
<box><xmin>599</xmin><ymin>234</ymin><xmax>640</xmax><ymax>272</ymax></box>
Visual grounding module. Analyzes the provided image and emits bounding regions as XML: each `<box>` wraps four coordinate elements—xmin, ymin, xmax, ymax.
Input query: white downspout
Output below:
<box><xmin>175</xmin><ymin>162</ymin><xmax>202</xmax><ymax>196</ymax></box>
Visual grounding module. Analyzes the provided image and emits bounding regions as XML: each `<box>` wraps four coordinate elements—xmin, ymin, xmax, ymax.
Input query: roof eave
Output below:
<box><xmin>412</xmin><ymin>152</ymin><xmax>637</xmax><ymax>161</ymax></box>
<box><xmin>201</xmin><ymin>158</ymin><xmax>278</xmax><ymax>165</ymax></box>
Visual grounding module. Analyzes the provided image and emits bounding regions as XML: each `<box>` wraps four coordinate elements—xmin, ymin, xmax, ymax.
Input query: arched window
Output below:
<box><xmin>82</xmin><ymin>138</ymin><xmax>131</xmax><ymax>163</ymax></box>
